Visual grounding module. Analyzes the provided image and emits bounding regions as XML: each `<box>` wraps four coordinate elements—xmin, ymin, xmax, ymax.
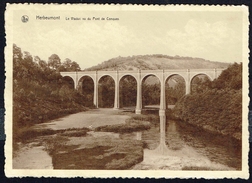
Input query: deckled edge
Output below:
<box><xmin>4</xmin><ymin>3</ymin><xmax>250</xmax><ymax>179</ymax></box>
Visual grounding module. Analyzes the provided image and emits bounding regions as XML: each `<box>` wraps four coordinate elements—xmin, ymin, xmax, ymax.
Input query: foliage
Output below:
<box><xmin>119</xmin><ymin>76</ymin><xmax>137</xmax><ymax>107</ymax></box>
<box><xmin>15</xmin><ymin>127</ymin><xmax>90</xmax><ymax>142</ymax></box>
<box><xmin>98</xmin><ymin>76</ymin><xmax>115</xmax><ymax>107</ymax></box>
<box><xmin>211</xmin><ymin>63</ymin><xmax>242</xmax><ymax>90</ymax></box>
<box><xmin>13</xmin><ymin>44</ymin><xmax>91</xmax><ymax>142</ymax></box>
<box><xmin>142</xmin><ymin>83</ymin><xmax>160</xmax><ymax>106</ymax></box>
<box><xmin>48</xmin><ymin>54</ymin><xmax>61</xmax><ymax>70</ymax></box>
<box><xmin>191</xmin><ymin>75</ymin><xmax>211</xmax><ymax>94</ymax></box>
<box><xmin>58</xmin><ymin>58</ymin><xmax>81</xmax><ymax>72</ymax></box>
<box><xmin>173</xmin><ymin>63</ymin><xmax>242</xmax><ymax>140</ymax></box>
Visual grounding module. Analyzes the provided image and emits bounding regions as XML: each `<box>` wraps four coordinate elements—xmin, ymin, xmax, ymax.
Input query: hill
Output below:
<box><xmin>85</xmin><ymin>54</ymin><xmax>230</xmax><ymax>71</ymax></box>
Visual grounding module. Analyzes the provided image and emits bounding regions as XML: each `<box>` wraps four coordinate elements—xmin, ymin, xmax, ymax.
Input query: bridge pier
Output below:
<box><xmin>155</xmin><ymin>70</ymin><xmax>169</xmax><ymax>154</ymax></box>
<box><xmin>135</xmin><ymin>70</ymin><xmax>142</xmax><ymax>114</ymax></box>
<box><xmin>113</xmin><ymin>71</ymin><xmax>120</xmax><ymax>110</ymax></box>
<box><xmin>155</xmin><ymin>109</ymin><xmax>169</xmax><ymax>154</ymax></box>
<box><xmin>135</xmin><ymin>109</ymin><xmax>141</xmax><ymax>115</ymax></box>
<box><xmin>93</xmin><ymin>72</ymin><xmax>98</xmax><ymax>108</ymax></box>
<box><xmin>185</xmin><ymin>69</ymin><xmax>190</xmax><ymax>94</ymax></box>
<box><xmin>93</xmin><ymin>83</ymin><xmax>98</xmax><ymax>108</ymax></box>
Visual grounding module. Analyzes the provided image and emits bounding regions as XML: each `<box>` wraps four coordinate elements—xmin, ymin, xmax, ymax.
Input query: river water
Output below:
<box><xmin>127</xmin><ymin>117</ymin><xmax>241</xmax><ymax>170</ymax></box>
<box><xmin>13</xmin><ymin>109</ymin><xmax>241</xmax><ymax>170</ymax></box>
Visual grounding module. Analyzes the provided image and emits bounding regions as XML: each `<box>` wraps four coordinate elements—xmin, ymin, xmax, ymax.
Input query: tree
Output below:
<box><xmin>38</xmin><ymin>60</ymin><xmax>47</xmax><ymax>69</ymax></box>
<box><xmin>13</xmin><ymin>44</ymin><xmax>23</xmax><ymax>63</ymax></box>
<box><xmin>62</xmin><ymin>58</ymin><xmax>81</xmax><ymax>71</ymax></box>
<box><xmin>34</xmin><ymin>56</ymin><xmax>41</xmax><ymax>63</ymax></box>
<box><xmin>63</xmin><ymin>58</ymin><xmax>72</xmax><ymax>69</ymax></box>
<box><xmin>48</xmin><ymin>54</ymin><xmax>61</xmax><ymax>70</ymax></box>
<box><xmin>61</xmin><ymin>58</ymin><xmax>81</xmax><ymax>71</ymax></box>
<box><xmin>70</xmin><ymin>61</ymin><xmax>81</xmax><ymax>71</ymax></box>
<box><xmin>119</xmin><ymin>77</ymin><xmax>137</xmax><ymax>107</ymax></box>
<box><xmin>23</xmin><ymin>51</ymin><xmax>33</xmax><ymax>63</ymax></box>
<box><xmin>211</xmin><ymin>63</ymin><xmax>242</xmax><ymax>90</ymax></box>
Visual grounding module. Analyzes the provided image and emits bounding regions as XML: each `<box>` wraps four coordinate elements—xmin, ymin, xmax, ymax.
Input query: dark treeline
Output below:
<box><xmin>173</xmin><ymin>63</ymin><xmax>242</xmax><ymax>140</ymax></box>
<box><xmin>13</xmin><ymin>44</ymin><xmax>93</xmax><ymax>141</ymax></box>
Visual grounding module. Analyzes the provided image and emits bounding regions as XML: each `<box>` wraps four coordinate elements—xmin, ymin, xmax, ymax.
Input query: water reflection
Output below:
<box><xmin>166</xmin><ymin>120</ymin><xmax>184</xmax><ymax>151</ymax></box>
<box><xmin>119</xmin><ymin>131</ymin><xmax>142</xmax><ymax>141</ymax></box>
<box><xmin>119</xmin><ymin>111</ymin><xmax>241</xmax><ymax>170</ymax></box>
<box><xmin>123</xmin><ymin>118</ymin><xmax>241</xmax><ymax>170</ymax></box>
<box><xmin>166</xmin><ymin>120</ymin><xmax>241</xmax><ymax>170</ymax></box>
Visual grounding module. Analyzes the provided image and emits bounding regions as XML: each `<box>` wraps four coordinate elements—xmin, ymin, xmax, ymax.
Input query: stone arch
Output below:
<box><xmin>78</xmin><ymin>75</ymin><xmax>95</xmax><ymax>105</ymax></box>
<box><xmin>62</xmin><ymin>76</ymin><xmax>75</xmax><ymax>89</ymax></box>
<box><xmin>190</xmin><ymin>73</ymin><xmax>212</xmax><ymax>94</ymax></box>
<box><xmin>98</xmin><ymin>74</ymin><xmax>116</xmax><ymax>84</ymax></box>
<box><xmin>98</xmin><ymin>75</ymin><xmax>115</xmax><ymax>108</ymax></box>
<box><xmin>119</xmin><ymin>73</ymin><xmax>137</xmax><ymax>83</ymax></box>
<box><xmin>165</xmin><ymin>73</ymin><xmax>186</xmax><ymax>84</ymax></box>
<box><xmin>190</xmin><ymin>73</ymin><xmax>213</xmax><ymax>83</ymax></box>
<box><xmin>77</xmin><ymin>74</ymin><xmax>95</xmax><ymax>85</ymax></box>
<box><xmin>141</xmin><ymin>74</ymin><xmax>161</xmax><ymax>109</ymax></box>
<box><xmin>165</xmin><ymin>74</ymin><xmax>186</xmax><ymax>107</ymax></box>
<box><xmin>119</xmin><ymin>75</ymin><xmax>137</xmax><ymax>109</ymax></box>
<box><xmin>141</xmin><ymin>73</ymin><xmax>161</xmax><ymax>84</ymax></box>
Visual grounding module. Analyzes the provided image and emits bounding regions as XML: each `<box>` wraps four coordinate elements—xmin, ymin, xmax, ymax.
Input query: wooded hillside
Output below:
<box><xmin>173</xmin><ymin>63</ymin><xmax>242</xmax><ymax>140</ymax></box>
<box><xmin>13</xmin><ymin>44</ymin><xmax>92</xmax><ymax>141</ymax></box>
<box><xmin>85</xmin><ymin>54</ymin><xmax>230</xmax><ymax>71</ymax></box>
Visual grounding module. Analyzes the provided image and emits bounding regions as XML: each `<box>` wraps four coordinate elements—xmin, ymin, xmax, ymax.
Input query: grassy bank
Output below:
<box><xmin>13</xmin><ymin>105</ymin><xmax>88</xmax><ymax>143</ymax></box>
<box><xmin>15</xmin><ymin>127</ymin><xmax>90</xmax><ymax>143</ymax></box>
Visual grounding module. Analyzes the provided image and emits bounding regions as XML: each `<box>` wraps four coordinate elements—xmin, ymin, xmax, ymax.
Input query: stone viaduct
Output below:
<box><xmin>60</xmin><ymin>69</ymin><xmax>223</xmax><ymax>113</ymax></box>
<box><xmin>60</xmin><ymin>68</ymin><xmax>224</xmax><ymax>153</ymax></box>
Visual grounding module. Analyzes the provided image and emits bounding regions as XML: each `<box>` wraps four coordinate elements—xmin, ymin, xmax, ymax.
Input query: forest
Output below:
<box><xmin>13</xmin><ymin>44</ymin><xmax>92</xmax><ymax>142</ymax></box>
<box><xmin>173</xmin><ymin>63</ymin><xmax>242</xmax><ymax>140</ymax></box>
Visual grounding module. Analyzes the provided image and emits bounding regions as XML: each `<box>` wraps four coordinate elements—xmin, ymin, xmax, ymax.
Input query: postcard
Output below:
<box><xmin>4</xmin><ymin>4</ymin><xmax>249</xmax><ymax>178</ymax></box>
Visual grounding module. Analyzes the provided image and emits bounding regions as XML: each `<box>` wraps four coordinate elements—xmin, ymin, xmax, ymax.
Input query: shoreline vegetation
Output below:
<box><xmin>173</xmin><ymin>63</ymin><xmax>242</xmax><ymax>141</ymax></box>
<box><xmin>13</xmin><ymin>43</ymin><xmax>242</xmax><ymax>169</ymax></box>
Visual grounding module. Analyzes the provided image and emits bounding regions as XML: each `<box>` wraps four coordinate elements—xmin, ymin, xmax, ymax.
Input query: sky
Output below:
<box><xmin>12</xmin><ymin>7</ymin><xmax>244</xmax><ymax>70</ymax></box>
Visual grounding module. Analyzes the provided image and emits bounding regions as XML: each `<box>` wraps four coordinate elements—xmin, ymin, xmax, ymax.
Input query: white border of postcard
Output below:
<box><xmin>4</xmin><ymin>4</ymin><xmax>250</xmax><ymax>179</ymax></box>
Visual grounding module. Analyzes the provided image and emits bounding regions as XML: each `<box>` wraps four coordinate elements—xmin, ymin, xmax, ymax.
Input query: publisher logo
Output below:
<box><xmin>21</xmin><ymin>15</ymin><xmax>29</xmax><ymax>23</ymax></box>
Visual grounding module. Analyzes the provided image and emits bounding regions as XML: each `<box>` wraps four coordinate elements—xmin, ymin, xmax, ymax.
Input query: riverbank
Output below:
<box><xmin>13</xmin><ymin>109</ymin><xmax>142</xmax><ymax>169</ymax></box>
<box><xmin>13</xmin><ymin>109</ymin><xmax>239</xmax><ymax>170</ymax></box>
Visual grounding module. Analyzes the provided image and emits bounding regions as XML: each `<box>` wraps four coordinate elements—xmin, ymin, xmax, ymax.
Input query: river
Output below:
<box><xmin>131</xmin><ymin>119</ymin><xmax>241</xmax><ymax>170</ymax></box>
<box><xmin>13</xmin><ymin>109</ymin><xmax>241</xmax><ymax>170</ymax></box>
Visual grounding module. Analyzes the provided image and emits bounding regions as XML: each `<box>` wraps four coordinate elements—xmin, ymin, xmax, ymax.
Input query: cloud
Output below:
<box><xmin>16</xmin><ymin>21</ymin><xmax>137</xmax><ymax>68</ymax></box>
<box><xmin>163</xmin><ymin>19</ymin><xmax>240</xmax><ymax>62</ymax></box>
<box><xmin>14</xmin><ymin>17</ymin><xmax>242</xmax><ymax>69</ymax></box>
